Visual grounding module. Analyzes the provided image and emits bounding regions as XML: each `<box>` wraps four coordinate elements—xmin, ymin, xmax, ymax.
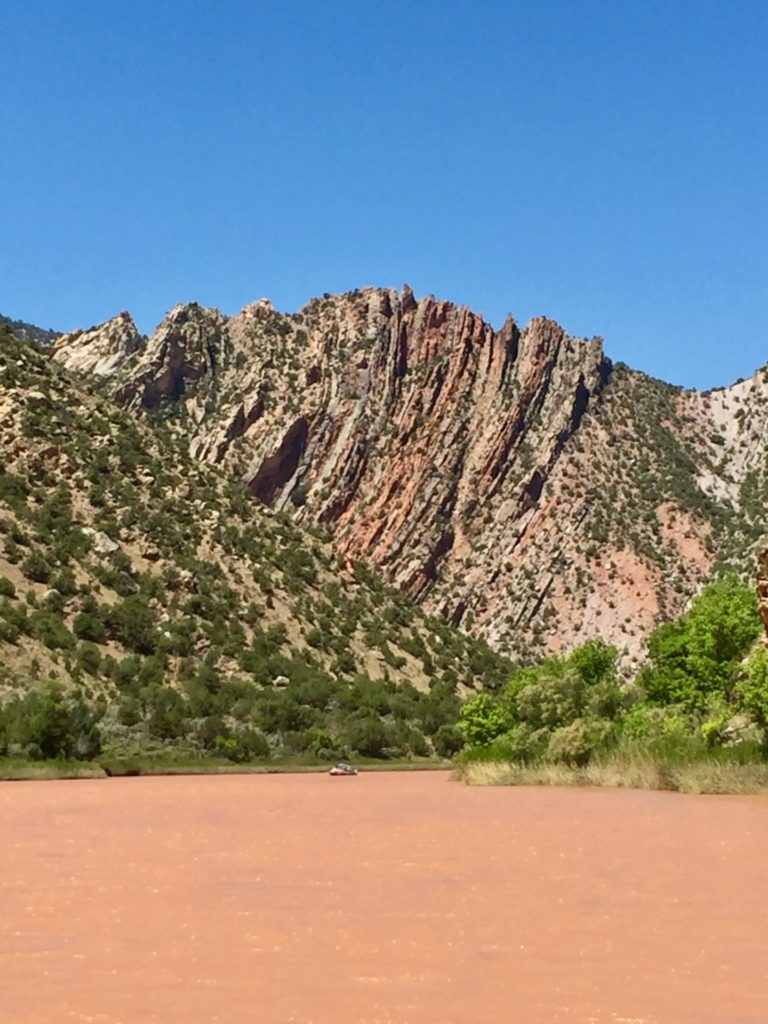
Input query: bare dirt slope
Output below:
<box><xmin>2</xmin><ymin>773</ymin><xmax>767</xmax><ymax>1024</ymax></box>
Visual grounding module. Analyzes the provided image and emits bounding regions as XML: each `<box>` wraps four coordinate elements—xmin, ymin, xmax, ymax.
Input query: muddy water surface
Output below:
<box><xmin>1</xmin><ymin>772</ymin><xmax>767</xmax><ymax>1024</ymax></box>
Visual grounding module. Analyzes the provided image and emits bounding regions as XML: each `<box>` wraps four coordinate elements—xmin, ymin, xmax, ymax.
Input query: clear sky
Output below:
<box><xmin>1</xmin><ymin>0</ymin><xmax>766</xmax><ymax>388</ymax></box>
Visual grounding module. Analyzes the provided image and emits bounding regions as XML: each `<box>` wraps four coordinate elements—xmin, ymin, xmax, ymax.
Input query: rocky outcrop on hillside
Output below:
<box><xmin>1</xmin><ymin>321</ymin><xmax>511</xmax><ymax>762</ymax></box>
<box><xmin>0</xmin><ymin>323</ymin><xmax>506</xmax><ymax>696</ymax></box>
<box><xmin>53</xmin><ymin>287</ymin><xmax>768</xmax><ymax>667</ymax></box>
<box><xmin>54</xmin><ymin>311</ymin><xmax>142</xmax><ymax>376</ymax></box>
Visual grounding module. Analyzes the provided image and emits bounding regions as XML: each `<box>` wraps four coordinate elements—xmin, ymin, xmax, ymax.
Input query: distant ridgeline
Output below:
<box><xmin>0</xmin><ymin>320</ymin><xmax>506</xmax><ymax>768</ymax></box>
<box><xmin>0</xmin><ymin>313</ymin><xmax>59</xmax><ymax>347</ymax></box>
<box><xmin>45</xmin><ymin>287</ymin><xmax>768</xmax><ymax>669</ymax></box>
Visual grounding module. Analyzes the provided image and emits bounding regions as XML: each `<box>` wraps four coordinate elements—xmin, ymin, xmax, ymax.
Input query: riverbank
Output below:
<box><xmin>0</xmin><ymin>754</ymin><xmax>450</xmax><ymax>782</ymax></box>
<box><xmin>7</xmin><ymin>753</ymin><xmax>768</xmax><ymax>793</ymax></box>
<box><xmin>456</xmin><ymin>754</ymin><xmax>768</xmax><ymax>794</ymax></box>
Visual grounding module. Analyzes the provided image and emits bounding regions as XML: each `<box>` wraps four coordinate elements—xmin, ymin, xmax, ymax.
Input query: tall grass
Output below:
<box><xmin>456</xmin><ymin>725</ymin><xmax>768</xmax><ymax>794</ymax></box>
<box><xmin>0</xmin><ymin>758</ymin><xmax>106</xmax><ymax>781</ymax></box>
<box><xmin>456</xmin><ymin>752</ymin><xmax>768</xmax><ymax>795</ymax></box>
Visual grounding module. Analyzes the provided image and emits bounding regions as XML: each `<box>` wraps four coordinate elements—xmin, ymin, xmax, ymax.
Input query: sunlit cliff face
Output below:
<box><xmin>52</xmin><ymin>286</ymin><xmax>768</xmax><ymax>665</ymax></box>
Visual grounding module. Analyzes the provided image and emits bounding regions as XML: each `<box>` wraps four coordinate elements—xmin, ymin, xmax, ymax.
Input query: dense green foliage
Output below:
<box><xmin>0</xmin><ymin>680</ymin><xmax>102</xmax><ymax>760</ymax></box>
<box><xmin>461</xmin><ymin>580</ymin><xmax>768</xmax><ymax>769</ymax></box>
<box><xmin>638</xmin><ymin>578</ymin><xmax>762</xmax><ymax>710</ymax></box>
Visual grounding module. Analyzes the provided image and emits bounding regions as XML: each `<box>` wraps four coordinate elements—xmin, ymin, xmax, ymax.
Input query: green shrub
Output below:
<box><xmin>21</xmin><ymin>550</ymin><xmax>52</xmax><ymax>584</ymax></box>
<box><xmin>546</xmin><ymin>719</ymin><xmax>613</xmax><ymax>766</ymax></box>
<box><xmin>145</xmin><ymin>685</ymin><xmax>187</xmax><ymax>740</ymax></box>
<box><xmin>516</xmin><ymin>666</ymin><xmax>586</xmax><ymax>731</ymax></box>
<box><xmin>0</xmin><ymin>681</ymin><xmax>101</xmax><ymax>760</ymax></box>
<box><xmin>216</xmin><ymin>729</ymin><xmax>271</xmax><ymax>762</ymax></box>
<box><xmin>736</xmin><ymin>648</ymin><xmax>768</xmax><ymax>746</ymax></box>
<box><xmin>458</xmin><ymin>692</ymin><xmax>512</xmax><ymax>746</ymax></box>
<box><xmin>107</xmin><ymin>595</ymin><xmax>158</xmax><ymax>655</ymax></box>
<box><xmin>76</xmin><ymin>643</ymin><xmax>102</xmax><ymax>676</ymax></box>
<box><xmin>641</xmin><ymin>578</ymin><xmax>761</xmax><ymax>710</ymax></box>
<box><xmin>343</xmin><ymin>714</ymin><xmax>394</xmax><ymax>758</ymax></box>
<box><xmin>433</xmin><ymin>723</ymin><xmax>464</xmax><ymax>758</ymax></box>
<box><xmin>50</xmin><ymin>568</ymin><xmax>78</xmax><ymax>597</ymax></box>
<box><xmin>73</xmin><ymin>611</ymin><xmax>106</xmax><ymax>644</ymax></box>
<box><xmin>29</xmin><ymin>611</ymin><xmax>75</xmax><ymax>650</ymax></box>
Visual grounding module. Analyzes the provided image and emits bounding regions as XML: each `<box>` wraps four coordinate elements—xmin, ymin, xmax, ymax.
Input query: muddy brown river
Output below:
<box><xmin>1</xmin><ymin>772</ymin><xmax>767</xmax><ymax>1024</ymax></box>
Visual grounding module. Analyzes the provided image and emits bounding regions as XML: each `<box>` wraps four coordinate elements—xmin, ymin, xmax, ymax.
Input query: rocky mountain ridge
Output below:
<box><xmin>0</xmin><ymin>321</ymin><xmax>510</xmax><ymax>761</ymax></box>
<box><xmin>0</xmin><ymin>312</ymin><xmax>59</xmax><ymax>347</ymax></box>
<box><xmin>52</xmin><ymin>287</ymin><xmax>768</xmax><ymax>667</ymax></box>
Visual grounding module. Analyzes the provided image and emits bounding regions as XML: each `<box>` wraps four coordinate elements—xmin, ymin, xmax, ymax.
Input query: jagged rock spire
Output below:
<box><xmin>53</xmin><ymin>311</ymin><xmax>142</xmax><ymax>376</ymax></box>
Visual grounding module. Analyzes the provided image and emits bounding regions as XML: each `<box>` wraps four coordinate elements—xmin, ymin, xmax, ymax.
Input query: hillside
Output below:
<box><xmin>0</xmin><ymin>312</ymin><xmax>59</xmax><ymax>346</ymax></box>
<box><xmin>0</xmin><ymin>324</ymin><xmax>508</xmax><ymax>763</ymax></box>
<box><xmin>52</xmin><ymin>287</ymin><xmax>768</xmax><ymax>669</ymax></box>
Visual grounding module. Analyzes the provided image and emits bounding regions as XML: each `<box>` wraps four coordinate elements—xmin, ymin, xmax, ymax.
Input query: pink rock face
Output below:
<box><xmin>51</xmin><ymin>287</ymin><xmax>768</xmax><ymax>664</ymax></box>
<box><xmin>2</xmin><ymin>773</ymin><xmax>768</xmax><ymax>1024</ymax></box>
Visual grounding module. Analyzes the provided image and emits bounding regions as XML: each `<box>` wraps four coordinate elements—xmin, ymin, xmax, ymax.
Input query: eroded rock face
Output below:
<box><xmin>116</xmin><ymin>303</ymin><xmax>228</xmax><ymax>409</ymax></box>
<box><xmin>51</xmin><ymin>287</ymin><xmax>768</xmax><ymax>666</ymax></box>
<box><xmin>53</xmin><ymin>312</ymin><xmax>142</xmax><ymax>376</ymax></box>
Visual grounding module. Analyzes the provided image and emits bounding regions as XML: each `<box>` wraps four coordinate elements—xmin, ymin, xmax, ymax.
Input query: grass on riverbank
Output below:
<box><xmin>456</xmin><ymin>755</ymin><xmax>768</xmax><ymax>795</ymax></box>
<box><xmin>0</xmin><ymin>758</ymin><xmax>107</xmax><ymax>781</ymax></box>
<box><xmin>0</xmin><ymin>754</ymin><xmax>451</xmax><ymax>782</ymax></box>
<box><xmin>6</xmin><ymin>753</ymin><xmax>766</xmax><ymax>793</ymax></box>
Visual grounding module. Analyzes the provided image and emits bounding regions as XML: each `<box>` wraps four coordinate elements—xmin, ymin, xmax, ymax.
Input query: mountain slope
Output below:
<box><xmin>52</xmin><ymin>287</ymin><xmax>768</xmax><ymax>668</ymax></box>
<box><xmin>0</xmin><ymin>312</ymin><xmax>59</xmax><ymax>346</ymax></box>
<box><xmin>0</xmin><ymin>322</ymin><xmax>508</xmax><ymax>762</ymax></box>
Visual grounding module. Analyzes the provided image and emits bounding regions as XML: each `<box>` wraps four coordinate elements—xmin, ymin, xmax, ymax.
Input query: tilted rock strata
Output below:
<box><xmin>1</xmin><ymin>325</ymin><xmax>507</xmax><ymax>703</ymax></box>
<box><xmin>53</xmin><ymin>311</ymin><xmax>143</xmax><ymax>377</ymax></box>
<box><xmin>53</xmin><ymin>288</ymin><xmax>768</xmax><ymax>666</ymax></box>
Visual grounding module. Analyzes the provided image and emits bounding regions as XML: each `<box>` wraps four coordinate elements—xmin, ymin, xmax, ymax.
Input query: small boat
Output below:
<box><xmin>329</xmin><ymin>762</ymin><xmax>358</xmax><ymax>777</ymax></box>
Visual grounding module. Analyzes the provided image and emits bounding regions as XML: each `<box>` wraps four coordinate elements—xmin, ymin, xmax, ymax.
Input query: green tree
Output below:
<box><xmin>145</xmin><ymin>685</ymin><xmax>187</xmax><ymax>740</ymax></box>
<box><xmin>0</xmin><ymin>682</ymin><xmax>101</xmax><ymax>760</ymax></box>
<box><xmin>515</xmin><ymin>665</ymin><xmax>586</xmax><ymax>731</ymax></box>
<box><xmin>76</xmin><ymin>642</ymin><xmax>102</xmax><ymax>676</ymax></box>
<box><xmin>29</xmin><ymin>611</ymin><xmax>75</xmax><ymax>650</ymax></box>
<box><xmin>74</xmin><ymin>610</ymin><xmax>106</xmax><ymax>643</ymax></box>
<box><xmin>343</xmin><ymin>714</ymin><xmax>393</xmax><ymax>758</ymax></box>
<box><xmin>24</xmin><ymin>682</ymin><xmax>74</xmax><ymax>758</ymax></box>
<box><xmin>570</xmin><ymin>638</ymin><xmax>618</xmax><ymax>686</ymax></box>
<box><xmin>736</xmin><ymin>648</ymin><xmax>768</xmax><ymax>748</ymax></box>
<box><xmin>215</xmin><ymin>729</ymin><xmax>270</xmax><ymax>762</ymax></box>
<box><xmin>458</xmin><ymin>692</ymin><xmax>512</xmax><ymax>746</ymax></box>
<box><xmin>21</xmin><ymin>550</ymin><xmax>52</xmax><ymax>584</ymax></box>
<box><xmin>433</xmin><ymin>723</ymin><xmax>464</xmax><ymax>758</ymax></box>
<box><xmin>109</xmin><ymin>595</ymin><xmax>158</xmax><ymax>655</ymax></box>
<box><xmin>641</xmin><ymin>579</ymin><xmax>761</xmax><ymax>710</ymax></box>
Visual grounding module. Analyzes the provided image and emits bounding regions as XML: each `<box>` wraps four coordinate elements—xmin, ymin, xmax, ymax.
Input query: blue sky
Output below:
<box><xmin>1</xmin><ymin>0</ymin><xmax>766</xmax><ymax>388</ymax></box>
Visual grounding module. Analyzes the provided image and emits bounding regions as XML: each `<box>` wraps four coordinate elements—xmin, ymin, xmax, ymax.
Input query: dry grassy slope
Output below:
<box><xmin>52</xmin><ymin>288</ymin><xmax>768</xmax><ymax>669</ymax></box>
<box><xmin>0</xmin><ymin>326</ymin><xmax>507</xmax><ymax>711</ymax></box>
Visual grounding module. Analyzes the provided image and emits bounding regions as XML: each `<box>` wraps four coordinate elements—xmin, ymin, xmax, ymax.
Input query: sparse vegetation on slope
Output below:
<box><xmin>0</xmin><ymin>324</ymin><xmax>509</xmax><ymax>767</ymax></box>
<box><xmin>0</xmin><ymin>312</ymin><xmax>59</xmax><ymax>346</ymax></box>
<box><xmin>49</xmin><ymin>288</ymin><xmax>768</xmax><ymax>669</ymax></box>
